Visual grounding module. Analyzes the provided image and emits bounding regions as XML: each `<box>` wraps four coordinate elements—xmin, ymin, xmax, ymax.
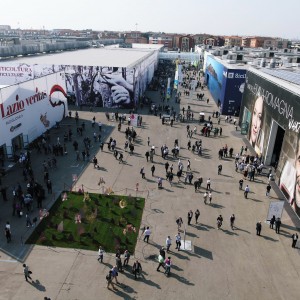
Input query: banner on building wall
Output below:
<box><xmin>167</xmin><ymin>78</ymin><xmax>171</xmax><ymax>100</ymax></box>
<box><xmin>0</xmin><ymin>72</ymin><xmax>67</xmax><ymax>148</ymax></box>
<box><xmin>241</xmin><ymin>70</ymin><xmax>300</xmax><ymax>216</ymax></box>
<box><xmin>174</xmin><ymin>62</ymin><xmax>179</xmax><ymax>90</ymax></box>
<box><xmin>0</xmin><ymin>63</ymin><xmax>34</xmax><ymax>85</ymax></box>
<box><xmin>178</xmin><ymin>64</ymin><xmax>183</xmax><ymax>83</ymax></box>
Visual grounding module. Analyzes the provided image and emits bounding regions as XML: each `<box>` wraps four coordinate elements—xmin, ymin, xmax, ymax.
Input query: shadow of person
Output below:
<box><xmin>140</xmin><ymin>276</ymin><xmax>161</xmax><ymax>289</ymax></box>
<box><xmin>29</xmin><ymin>279</ymin><xmax>46</xmax><ymax>292</ymax></box>
<box><xmin>261</xmin><ymin>235</ymin><xmax>279</xmax><ymax>242</ymax></box>
<box><xmin>115</xmin><ymin>282</ymin><xmax>137</xmax><ymax>294</ymax></box>
<box><xmin>234</xmin><ymin>227</ymin><xmax>251</xmax><ymax>234</ymax></box>
<box><xmin>168</xmin><ymin>272</ymin><xmax>195</xmax><ymax>286</ymax></box>
<box><xmin>112</xmin><ymin>287</ymin><xmax>136</xmax><ymax>300</ymax></box>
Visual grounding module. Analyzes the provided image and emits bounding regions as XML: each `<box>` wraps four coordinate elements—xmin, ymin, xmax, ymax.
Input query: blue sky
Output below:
<box><xmin>2</xmin><ymin>0</ymin><xmax>299</xmax><ymax>39</ymax></box>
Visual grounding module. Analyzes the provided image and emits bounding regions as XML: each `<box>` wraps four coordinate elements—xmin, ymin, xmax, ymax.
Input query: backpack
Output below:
<box><xmin>106</xmin><ymin>273</ymin><xmax>112</xmax><ymax>281</ymax></box>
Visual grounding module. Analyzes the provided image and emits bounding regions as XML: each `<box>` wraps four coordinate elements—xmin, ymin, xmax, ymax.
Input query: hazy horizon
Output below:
<box><xmin>2</xmin><ymin>0</ymin><xmax>299</xmax><ymax>39</ymax></box>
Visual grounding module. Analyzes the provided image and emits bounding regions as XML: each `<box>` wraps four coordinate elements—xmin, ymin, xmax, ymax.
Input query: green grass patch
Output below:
<box><xmin>26</xmin><ymin>192</ymin><xmax>145</xmax><ymax>253</ymax></box>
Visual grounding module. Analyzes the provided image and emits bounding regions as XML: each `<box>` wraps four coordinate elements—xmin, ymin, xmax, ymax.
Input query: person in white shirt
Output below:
<box><xmin>166</xmin><ymin>236</ymin><xmax>172</xmax><ymax>252</ymax></box>
<box><xmin>175</xmin><ymin>233</ymin><xmax>181</xmax><ymax>251</ymax></box>
<box><xmin>143</xmin><ymin>227</ymin><xmax>151</xmax><ymax>243</ymax></box>
<box><xmin>97</xmin><ymin>246</ymin><xmax>104</xmax><ymax>263</ymax></box>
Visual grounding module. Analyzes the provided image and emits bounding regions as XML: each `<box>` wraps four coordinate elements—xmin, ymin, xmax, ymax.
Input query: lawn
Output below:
<box><xmin>26</xmin><ymin>191</ymin><xmax>145</xmax><ymax>253</ymax></box>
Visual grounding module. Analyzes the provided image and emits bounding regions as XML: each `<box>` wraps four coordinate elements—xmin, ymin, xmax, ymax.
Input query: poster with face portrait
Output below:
<box><xmin>62</xmin><ymin>65</ymin><xmax>135</xmax><ymax>108</ymax></box>
<box><xmin>241</xmin><ymin>70</ymin><xmax>300</xmax><ymax>216</ymax></box>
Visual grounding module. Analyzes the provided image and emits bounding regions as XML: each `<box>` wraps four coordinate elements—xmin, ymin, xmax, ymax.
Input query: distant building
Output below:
<box><xmin>124</xmin><ymin>31</ymin><xmax>147</xmax><ymax>44</ymax></box>
<box><xmin>224</xmin><ymin>36</ymin><xmax>242</xmax><ymax>47</ymax></box>
<box><xmin>148</xmin><ymin>35</ymin><xmax>174</xmax><ymax>49</ymax></box>
<box><xmin>173</xmin><ymin>35</ymin><xmax>194</xmax><ymax>52</ymax></box>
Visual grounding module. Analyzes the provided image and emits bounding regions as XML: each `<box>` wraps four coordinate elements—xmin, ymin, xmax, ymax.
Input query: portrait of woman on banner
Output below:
<box><xmin>249</xmin><ymin>95</ymin><xmax>265</xmax><ymax>154</ymax></box>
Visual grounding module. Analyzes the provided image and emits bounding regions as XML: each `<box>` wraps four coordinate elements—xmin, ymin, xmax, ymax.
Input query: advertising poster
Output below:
<box><xmin>223</xmin><ymin>68</ymin><xmax>246</xmax><ymax>115</ymax></box>
<box><xmin>0</xmin><ymin>63</ymin><xmax>34</xmax><ymax>85</ymax></box>
<box><xmin>64</xmin><ymin>65</ymin><xmax>135</xmax><ymax>109</ymax></box>
<box><xmin>240</xmin><ymin>70</ymin><xmax>300</xmax><ymax>216</ymax></box>
<box><xmin>205</xmin><ymin>55</ymin><xmax>225</xmax><ymax>106</ymax></box>
<box><xmin>0</xmin><ymin>72</ymin><xmax>67</xmax><ymax>147</ymax></box>
<box><xmin>167</xmin><ymin>78</ymin><xmax>171</xmax><ymax>99</ymax></box>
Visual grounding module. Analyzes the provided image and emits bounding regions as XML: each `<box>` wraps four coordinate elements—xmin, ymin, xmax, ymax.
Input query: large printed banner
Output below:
<box><xmin>0</xmin><ymin>72</ymin><xmax>67</xmax><ymax>146</ymax></box>
<box><xmin>0</xmin><ymin>53</ymin><xmax>158</xmax><ymax>109</ymax></box>
<box><xmin>64</xmin><ymin>65</ymin><xmax>135</xmax><ymax>108</ymax></box>
<box><xmin>241</xmin><ymin>70</ymin><xmax>300</xmax><ymax>216</ymax></box>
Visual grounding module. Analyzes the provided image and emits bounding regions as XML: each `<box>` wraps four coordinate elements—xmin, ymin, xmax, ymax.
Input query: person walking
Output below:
<box><xmin>208</xmin><ymin>191</ymin><xmax>212</xmax><ymax>204</ymax></box>
<box><xmin>23</xmin><ymin>264</ymin><xmax>32</xmax><ymax>282</ymax></box>
<box><xmin>97</xmin><ymin>246</ymin><xmax>104</xmax><ymax>263</ymax></box>
<box><xmin>230</xmin><ymin>214</ymin><xmax>235</xmax><ymax>230</ymax></box>
<box><xmin>166</xmin><ymin>236</ymin><xmax>172</xmax><ymax>252</ymax></box>
<box><xmin>123</xmin><ymin>250</ymin><xmax>130</xmax><ymax>266</ymax></box>
<box><xmin>269</xmin><ymin>215</ymin><xmax>275</xmax><ymax>229</ymax></box>
<box><xmin>175</xmin><ymin>233</ymin><xmax>181</xmax><ymax>251</ymax></box>
<box><xmin>203</xmin><ymin>192</ymin><xmax>208</xmax><ymax>205</ymax></box>
<box><xmin>115</xmin><ymin>252</ymin><xmax>123</xmax><ymax>272</ymax></box>
<box><xmin>244</xmin><ymin>185</ymin><xmax>250</xmax><ymax>198</ymax></box>
<box><xmin>266</xmin><ymin>183</ymin><xmax>272</xmax><ymax>198</ymax></box>
<box><xmin>46</xmin><ymin>179</ymin><xmax>52</xmax><ymax>194</ymax></box>
<box><xmin>187</xmin><ymin>210</ymin><xmax>193</xmax><ymax>225</ymax></box>
<box><xmin>151</xmin><ymin>165</ymin><xmax>155</xmax><ymax>176</ymax></box>
<box><xmin>5</xmin><ymin>226</ymin><xmax>12</xmax><ymax>243</ymax></box>
<box><xmin>25</xmin><ymin>214</ymin><xmax>33</xmax><ymax>227</ymax></box>
<box><xmin>143</xmin><ymin>226</ymin><xmax>151</xmax><ymax>243</ymax></box>
<box><xmin>157</xmin><ymin>254</ymin><xmax>165</xmax><ymax>272</ymax></box>
<box><xmin>106</xmin><ymin>270</ymin><xmax>116</xmax><ymax>290</ymax></box>
<box><xmin>239</xmin><ymin>178</ymin><xmax>244</xmax><ymax>190</ymax></box>
<box><xmin>206</xmin><ymin>178</ymin><xmax>211</xmax><ymax>190</ymax></box>
<box><xmin>147</xmin><ymin>137</ymin><xmax>150</xmax><ymax>146</ymax></box>
<box><xmin>165</xmin><ymin>161</ymin><xmax>170</xmax><ymax>173</ymax></box>
<box><xmin>110</xmin><ymin>266</ymin><xmax>119</xmax><ymax>284</ymax></box>
<box><xmin>217</xmin><ymin>215</ymin><xmax>223</xmax><ymax>230</ymax></box>
<box><xmin>256</xmin><ymin>221</ymin><xmax>262</xmax><ymax>236</ymax></box>
<box><xmin>187</xmin><ymin>160</ymin><xmax>191</xmax><ymax>171</ymax></box>
<box><xmin>275</xmin><ymin>218</ymin><xmax>281</xmax><ymax>234</ymax></box>
<box><xmin>164</xmin><ymin>257</ymin><xmax>172</xmax><ymax>276</ymax></box>
<box><xmin>291</xmin><ymin>233</ymin><xmax>298</xmax><ymax>248</ymax></box>
<box><xmin>132</xmin><ymin>260</ymin><xmax>142</xmax><ymax>279</ymax></box>
<box><xmin>145</xmin><ymin>151</ymin><xmax>150</xmax><ymax>162</ymax></box>
<box><xmin>195</xmin><ymin>209</ymin><xmax>200</xmax><ymax>224</ymax></box>
<box><xmin>218</xmin><ymin>164</ymin><xmax>222</xmax><ymax>175</ymax></box>
<box><xmin>176</xmin><ymin>217</ymin><xmax>183</xmax><ymax>230</ymax></box>
<box><xmin>140</xmin><ymin>167</ymin><xmax>145</xmax><ymax>179</ymax></box>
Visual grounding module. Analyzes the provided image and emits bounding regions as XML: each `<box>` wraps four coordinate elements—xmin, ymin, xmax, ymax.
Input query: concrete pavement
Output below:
<box><xmin>0</xmin><ymin>83</ymin><xmax>300</xmax><ymax>300</ymax></box>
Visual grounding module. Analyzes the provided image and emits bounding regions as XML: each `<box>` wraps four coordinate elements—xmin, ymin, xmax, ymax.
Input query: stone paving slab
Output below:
<box><xmin>0</xmin><ymin>84</ymin><xmax>300</xmax><ymax>300</ymax></box>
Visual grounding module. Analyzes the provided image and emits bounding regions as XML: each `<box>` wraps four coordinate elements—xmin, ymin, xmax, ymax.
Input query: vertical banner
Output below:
<box><xmin>178</xmin><ymin>64</ymin><xmax>183</xmax><ymax>84</ymax></box>
<box><xmin>266</xmin><ymin>201</ymin><xmax>284</xmax><ymax>221</ymax></box>
<box><xmin>167</xmin><ymin>78</ymin><xmax>171</xmax><ymax>100</ymax></box>
<box><xmin>174</xmin><ymin>67</ymin><xmax>179</xmax><ymax>90</ymax></box>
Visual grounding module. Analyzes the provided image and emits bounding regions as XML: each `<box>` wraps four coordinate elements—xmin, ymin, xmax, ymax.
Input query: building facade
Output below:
<box><xmin>240</xmin><ymin>68</ymin><xmax>300</xmax><ymax>217</ymax></box>
<box><xmin>205</xmin><ymin>55</ymin><xmax>246</xmax><ymax>115</ymax></box>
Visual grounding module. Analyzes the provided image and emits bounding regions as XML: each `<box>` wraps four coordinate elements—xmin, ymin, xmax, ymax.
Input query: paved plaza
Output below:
<box><xmin>0</xmin><ymin>85</ymin><xmax>300</xmax><ymax>300</ymax></box>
